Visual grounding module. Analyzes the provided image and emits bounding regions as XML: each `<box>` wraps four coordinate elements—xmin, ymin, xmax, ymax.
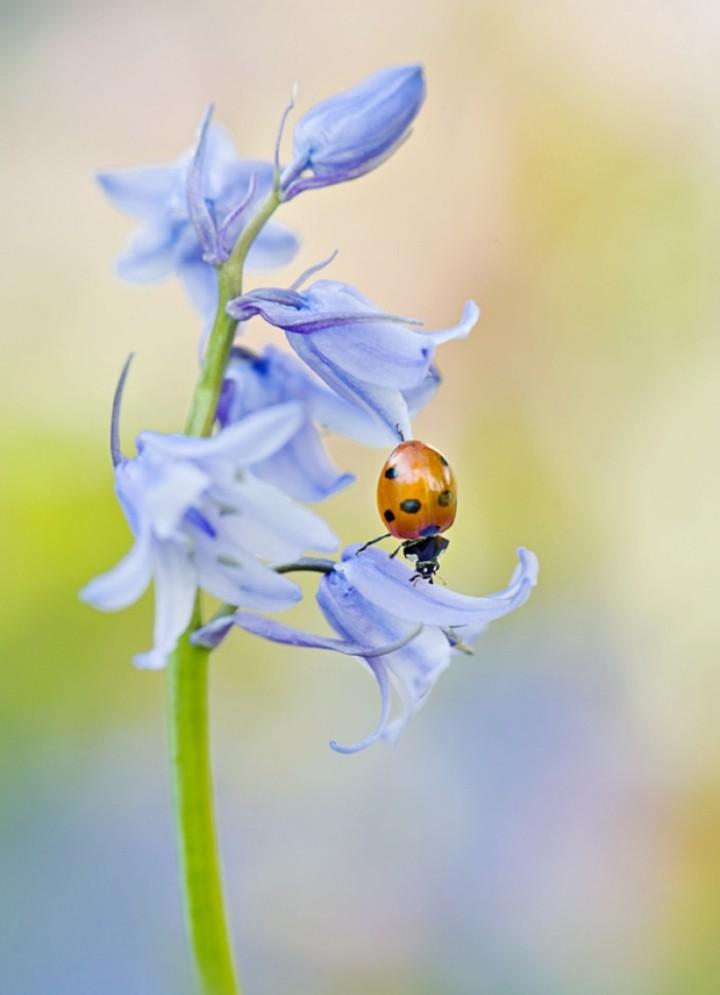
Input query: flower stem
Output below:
<box><xmin>168</xmin><ymin>614</ymin><xmax>240</xmax><ymax>995</ymax></box>
<box><xmin>169</xmin><ymin>187</ymin><xmax>282</xmax><ymax>994</ymax></box>
<box><xmin>185</xmin><ymin>188</ymin><xmax>281</xmax><ymax>438</ymax></box>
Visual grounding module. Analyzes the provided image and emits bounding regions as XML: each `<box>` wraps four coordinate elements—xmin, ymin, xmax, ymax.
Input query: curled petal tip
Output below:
<box><xmin>111</xmin><ymin>353</ymin><xmax>135</xmax><ymax>467</ymax></box>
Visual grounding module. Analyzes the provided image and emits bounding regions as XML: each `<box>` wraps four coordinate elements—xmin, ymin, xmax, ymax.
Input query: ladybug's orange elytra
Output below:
<box><xmin>376</xmin><ymin>440</ymin><xmax>457</xmax><ymax>541</ymax></box>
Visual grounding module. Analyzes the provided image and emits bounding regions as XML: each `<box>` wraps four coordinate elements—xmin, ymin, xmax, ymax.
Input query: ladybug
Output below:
<box><xmin>362</xmin><ymin>440</ymin><xmax>457</xmax><ymax>582</ymax></box>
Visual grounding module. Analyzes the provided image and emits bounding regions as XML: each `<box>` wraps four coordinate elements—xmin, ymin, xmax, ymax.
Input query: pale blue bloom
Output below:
<box><xmin>227</xmin><ymin>279</ymin><xmax>479</xmax><ymax>440</ymax></box>
<box><xmin>194</xmin><ymin>545</ymin><xmax>539</xmax><ymax>753</ymax></box>
<box><xmin>217</xmin><ymin>345</ymin><xmax>441</xmax><ymax>501</ymax></box>
<box><xmin>280</xmin><ymin>66</ymin><xmax>426</xmax><ymax>200</ymax></box>
<box><xmin>80</xmin><ymin>403</ymin><xmax>338</xmax><ymax>670</ymax></box>
<box><xmin>98</xmin><ymin>110</ymin><xmax>299</xmax><ymax>322</ymax></box>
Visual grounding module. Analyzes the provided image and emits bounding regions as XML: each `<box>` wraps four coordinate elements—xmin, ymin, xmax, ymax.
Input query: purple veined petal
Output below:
<box><xmin>338</xmin><ymin>546</ymin><xmax>539</xmax><ymax>628</ymax></box>
<box><xmin>134</xmin><ymin>541</ymin><xmax>197</xmax><ymax>670</ymax></box>
<box><xmin>287</xmin><ymin>330</ymin><xmax>412</xmax><ymax>441</ymax></box>
<box><xmin>245</xmin><ymin>221</ymin><xmax>301</xmax><ymax>270</ymax></box>
<box><xmin>281</xmin><ymin>133</ymin><xmax>411</xmax><ymax>200</ymax></box>
<box><xmin>193</xmin><ymin>609</ymin><xmax>421</xmax><ymax>656</ymax></box>
<box><xmin>137</xmin><ymin>402</ymin><xmax>306</xmax><ymax>466</ymax></box>
<box><xmin>187</xmin><ymin>105</ymin><xmax>223</xmax><ymax>264</ymax></box>
<box><xmin>193</xmin><ymin>545</ymin><xmax>302</xmax><ymax>611</ymax></box>
<box><xmin>115</xmin><ymin>224</ymin><xmax>180</xmax><ymax>282</ymax></box>
<box><xmin>79</xmin><ymin>528</ymin><xmax>153</xmax><ymax>611</ymax></box>
<box><xmin>97</xmin><ymin>165</ymin><xmax>181</xmax><ymax>222</ymax></box>
<box><xmin>289</xmin><ymin>319</ymin><xmax>433</xmax><ymax>390</ymax></box>
<box><xmin>251</xmin><ymin>421</ymin><xmax>355</xmax><ymax>502</ymax></box>
<box><xmin>210</xmin><ymin>473</ymin><xmax>339</xmax><ymax>560</ymax></box>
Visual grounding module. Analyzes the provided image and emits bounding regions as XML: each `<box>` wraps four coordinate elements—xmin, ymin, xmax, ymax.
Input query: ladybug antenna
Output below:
<box><xmin>111</xmin><ymin>353</ymin><xmax>135</xmax><ymax>467</ymax></box>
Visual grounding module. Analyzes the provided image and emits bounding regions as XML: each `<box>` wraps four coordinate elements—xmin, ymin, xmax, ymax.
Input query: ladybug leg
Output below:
<box><xmin>357</xmin><ymin>533</ymin><xmax>391</xmax><ymax>554</ymax></box>
<box><xmin>389</xmin><ymin>543</ymin><xmax>405</xmax><ymax>559</ymax></box>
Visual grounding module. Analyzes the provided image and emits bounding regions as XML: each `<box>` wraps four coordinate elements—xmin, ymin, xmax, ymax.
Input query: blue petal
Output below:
<box><xmin>137</xmin><ymin>403</ymin><xmax>305</xmax><ymax>466</ymax></box>
<box><xmin>286</xmin><ymin>330</ymin><xmax>412</xmax><ymax>440</ymax></box>
<box><xmin>193</xmin><ymin>546</ymin><xmax>302</xmax><ymax>611</ymax></box>
<box><xmin>79</xmin><ymin>529</ymin><xmax>153</xmax><ymax>611</ymax></box>
<box><xmin>133</xmin><ymin>540</ymin><xmax>196</xmax><ymax>670</ymax></box>
<box><xmin>115</xmin><ymin>224</ymin><xmax>180</xmax><ymax>282</ymax></box>
<box><xmin>209</xmin><ymin>473</ymin><xmax>339</xmax><ymax>560</ymax></box>
<box><xmin>116</xmin><ymin>458</ymin><xmax>209</xmax><ymax>541</ymax></box>
<box><xmin>251</xmin><ymin>421</ymin><xmax>355</xmax><ymax>502</ymax></box>
<box><xmin>338</xmin><ymin>546</ymin><xmax>539</xmax><ymax>628</ymax></box>
<box><xmin>246</xmin><ymin>222</ymin><xmax>300</xmax><ymax>271</ymax></box>
<box><xmin>178</xmin><ymin>258</ymin><xmax>219</xmax><ymax>323</ymax></box>
<box><xmin>97</xmin><ymin>165</ymin><xmax>182</xmax><ymax>222</ymax></box>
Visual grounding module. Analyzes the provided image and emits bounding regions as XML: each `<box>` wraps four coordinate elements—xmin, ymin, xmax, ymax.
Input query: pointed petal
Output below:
<box><xmin>179</xmin><ymin>258</ymin><xmax>219</xmax><ymax>322</ymax></box>
<box><xmin>252</xmin><ymin>422</ymin><xmax>354</xmax><ymax>502</ymax></box>
<box><xmin>423</xmin><ymin>299</ymin><xmax>480</xmax><ymax>345</ymax></box>
<box><xmin>115</xmin><ymin>224</ymin><xmax>179</xmax><ymax>282</ymax></box>
<box><xmin>329</xmin><ymin>660</ymin><xmax>392</xmax><ymax>754</ymax></box>
<box><xmin>338</xmin><ymin>546</ymin><xmax>539</xmax><ymax>628</ymax></box>
<box><xmin>246</xmin><ymin>222</ymin><xmax>300</xmax><ymax>271</ymax></box>
<box><xmin>211</xmin><ymin>473</ymin><xmax>339</xmax><ymax>560</ymax></box>
<box><xmin>97</xmin><ymin>165</ymin><xmax>181</xmax><ymax>222</ymax></box>
<box><xmin>193</xmin><ymin>547</ymin><xmax>302</xmax><ymax>611</ymax></box>
<box><xmin>133</xmin><ymin>542</ymin><xmax>196</xmax><ymax>669</ymax></box>
<box><xmin>137</xmin><ymin>403</ymin><xmax>305</xmax><ymax>465</ymax></box>
<box><xmin>187</xmin><ymin>105</ymin><xmax>222</xmax><ymax>263</ymax></box>
<box><xmin>79</xmin><ymin>530</ymin><xmax>153</xmax><ymax>611</ymax></box>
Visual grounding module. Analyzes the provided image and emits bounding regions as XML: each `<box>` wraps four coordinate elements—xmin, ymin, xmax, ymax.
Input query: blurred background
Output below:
<box><xmin>2</xmin><ymin>1</ymin><xmax>719</xmax><ymax>992</ymax></box>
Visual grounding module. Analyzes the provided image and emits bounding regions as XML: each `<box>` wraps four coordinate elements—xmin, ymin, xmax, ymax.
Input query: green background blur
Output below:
<box><xmin>2</xmin><ymin>1</ymin><xmax>719</xmax><ymax>992</ymax></box>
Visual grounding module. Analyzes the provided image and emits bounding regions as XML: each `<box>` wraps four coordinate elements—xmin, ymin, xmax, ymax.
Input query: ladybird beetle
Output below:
<box><xmin>364</xmin><ymin>440</ymin><xmax>457</xmax><ymax>583</ymax></box>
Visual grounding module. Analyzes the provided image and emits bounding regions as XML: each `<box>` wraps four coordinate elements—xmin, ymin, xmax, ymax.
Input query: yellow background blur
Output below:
<box><xmin>2</xmin><ymin>2</ymin><xmax>719</xmax><ymax>992</ymax></box>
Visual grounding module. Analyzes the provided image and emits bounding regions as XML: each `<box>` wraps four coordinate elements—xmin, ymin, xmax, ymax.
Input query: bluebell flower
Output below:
<box><xmin>98</xmin><ymin>109</ymin><xmax>299</xmax><ymax>323</ymax></box>
<box><xmin>280</xmin><ymin>66</ymin><xmax>426</xmax><ymax>200</ymax></box>
<box><xmin>217</xmin><ymin>344</ymin><xmax>441</xmax><ymax>501</ymax></box>
<box><xmin>80</xmin><ymin>400</ymin><xmax>338</xmax><ymax>670</ymax></box>
<box><xmin>227</xmin><ymin>279</ymin><xmax>479</xmax><ymax>440</ymax></box>
<box><xmin>194</xmin><ymin>545</ymin><xmax>539</xmax><ymax>753</ymax></box>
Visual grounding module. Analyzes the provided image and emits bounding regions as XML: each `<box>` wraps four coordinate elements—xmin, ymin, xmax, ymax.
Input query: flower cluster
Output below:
<box><xmin>84</xmin><ymin>65</ymin><xmax>538</xmax><ymax>751</ymax></box>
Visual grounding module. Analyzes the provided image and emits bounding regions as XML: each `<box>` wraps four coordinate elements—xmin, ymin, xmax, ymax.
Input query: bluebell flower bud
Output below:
<box><xmin>281</xmin><ymin>65</ymin><xmax>426</xmax><ymax>199</ymax></box>
<box><xmin>194</xmin><ymin>545</ymin><xmax>539</xmax><ymax>753</ymax></box>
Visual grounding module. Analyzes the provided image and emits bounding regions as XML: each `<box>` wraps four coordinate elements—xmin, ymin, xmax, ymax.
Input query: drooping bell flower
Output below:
<box><xmin>194</xmin><ymin>545</ymin><xmax>539</xmax><ymax>752</ymax></box>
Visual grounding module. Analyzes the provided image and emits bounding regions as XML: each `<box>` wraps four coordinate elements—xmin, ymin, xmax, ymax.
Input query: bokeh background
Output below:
<box><xmin>2</xmin><ymin>1</ymin><xmax>719</xmax><ymax>992</ymax></box>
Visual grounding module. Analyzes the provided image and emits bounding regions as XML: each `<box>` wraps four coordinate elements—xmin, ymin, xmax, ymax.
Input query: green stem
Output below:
<box><xmin>168</xmin><ymin>614</ymin><xmax>239</xmax><ymax>995</ymax></box>
<box><xmin>168</xmin><ymin>187</ymin><xmax>282</xmax><ymax>994</ymax></box>
<box><xmin>184</xmin><ymin>187</ymin><xmax>281</xmax><ymax>438</ymax></box>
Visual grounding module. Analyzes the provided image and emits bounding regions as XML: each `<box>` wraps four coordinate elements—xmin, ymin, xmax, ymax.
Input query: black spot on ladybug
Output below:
<box><xmin>439</xmin><ymin>455</ymin><xmax>449</xmax><ymax>466</ymax></box>
<box><xmin>438</xmin><ymin>490</ymin><xmax>453</xmax><ymax>506</ymax></box>
<box><xmin>400</xmin><ymin>498</ymin><xmax>422</xmax><ymax>514</ymax></box>
<box><xmin>384</xmin><ymin>466</ymin><xmax>397</xmax><ymax>479</ymax></box>
<box><xmin>384</xmin><ymin>509</ymin><xmax>396</xmax><ymax>523</ymax></box>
